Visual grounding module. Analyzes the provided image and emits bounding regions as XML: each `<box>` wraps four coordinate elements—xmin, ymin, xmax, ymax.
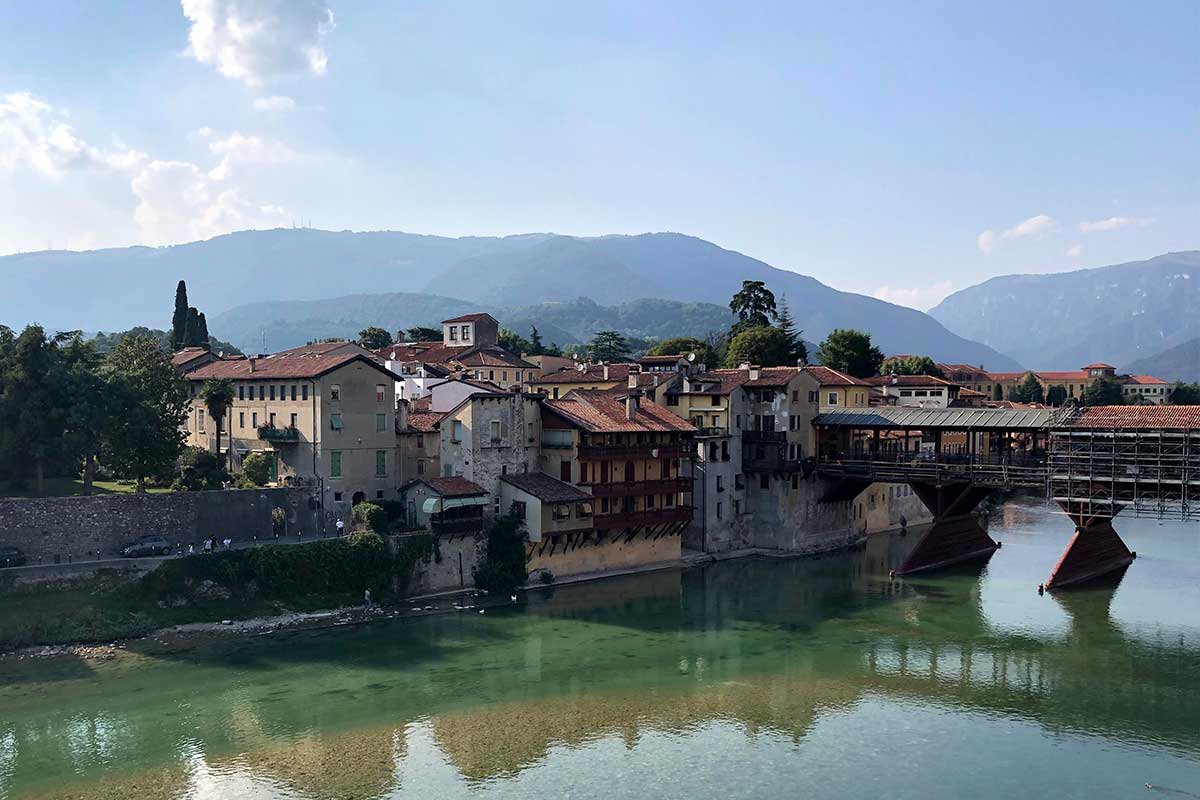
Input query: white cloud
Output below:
<box><xmin>0</xmin><ymin>92</ymin><xmax>145</xmax><ymax>178</ymax></box>
<box><xmin>253</xmin><ymin>95</ymin><xmax>296</xmax><ymax>111</ymax></box>
<box><xmin>206</xmin><ymin>131</ymin><xmax>294</xmax><ymax>180</ymax></box>
<box><xmin>132</xmin><ymin>159</ymin><xmax>286</xmax><ymax>245</ymax></box>
<box><xmin>872</xmin><ymin>280</ymin><xmax>955</xmax><ymax>311</ymax></box>
<box><xmin>1067</xmin><ymin>243</ymin><xmax>1082</xmax><ymax>258</ymax></box>
<box><xmin>976</xmin><ymin>214</ymin><xmax>1057</xmax><ymax>254</ymax></box>
<box><xmin>182</xmin><ymin>0</ymin><xmax>335</xmax><ymax>86</ymax></box>
<box><xmin>1078</xmin><ymin>216</ymin><xmax>1153</xmax><ymax>233</ymax></box>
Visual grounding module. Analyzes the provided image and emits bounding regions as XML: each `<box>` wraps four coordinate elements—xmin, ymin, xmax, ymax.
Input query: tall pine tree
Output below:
<box><xmin>775</xmin><ymin>295</ymin><xmax>807</xmax><ymax>365</ymax></box>
<box><xmin>170</xmin><ymin>280</ymin><xmax>189</xmax><ymax>351</ymax></box>
<box><xmin>196</xmin><ymin>312</ymin><xmax>209</xmax><ymax>349</ymax></box>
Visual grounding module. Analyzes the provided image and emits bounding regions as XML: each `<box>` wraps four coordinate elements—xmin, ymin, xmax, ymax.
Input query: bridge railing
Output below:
<box><xmin>816</xmin><ymin>451</ymin><xmax>1048</xmax><ymax>488</ymax></box>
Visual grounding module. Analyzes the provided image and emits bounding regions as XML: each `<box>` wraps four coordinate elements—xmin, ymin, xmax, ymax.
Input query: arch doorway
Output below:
<box><xmin>351</xmin><ymin>491</ymin><xmax>366</xmax><ymax>506</ymax></box>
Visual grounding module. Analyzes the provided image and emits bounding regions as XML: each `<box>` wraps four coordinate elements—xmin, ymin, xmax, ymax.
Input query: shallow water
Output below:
<box><xmin>2</xmin><ymin>497</ymin><xmax>1199</xmax><ymax>799</ymax></box>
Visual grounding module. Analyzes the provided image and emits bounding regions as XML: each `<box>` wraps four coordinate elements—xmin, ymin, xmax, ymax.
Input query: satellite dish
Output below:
<box><xmin>687</xmin><ymin>352</ymin><xmax>696</xmax><ymax>362</ymax></box>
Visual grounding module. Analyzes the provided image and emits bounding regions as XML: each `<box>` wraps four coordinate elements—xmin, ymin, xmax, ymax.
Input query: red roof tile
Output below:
<box><xmin>527</xmin><ymin>363</ymin><xmax>638</xmax><ymax>385</ymax></box>
<box><xmin>405</xmin><ymin>411</ymin><xmax>444</xmax><ymax>432</ymax></box>
<box><xmin>1063</xmin><ymin>406</ymin><xmax>1200</xmax><ymax>430</ymax></box>
<box><xmin>420</xmin><ymin>476</ymin><xmax>488</xmax><ymax>497</ymax></box>
<box><xmin>1081</xmin><ymin>362</ymin><xmax>1116</xmax><ymax>370</ymax></box>
<box><xmin>544</xmin><ymin>390</ymin><xmax>696</xmax><ymax>433</ymax></box>
<box><xmin>804</xmin><ymin>365</ymin><xmax>871</xmax><ymax>387</ymax></box>
<box><xmin>187</xmin><ymin>353</ymin><xmax>398</xmax><ymax>381</ymax></box>
<box><xmin>1125</xmin><ymin>375</ymin><xmax>1169</xmax><ymax>385</ymax></box>
<box><xmin>171</xmin><ymin>347</ymin><xmax>212</xmax><ymax>367</ymax></box>
<box><xmin>865</xmin><ymin>374</ymin><xmax>961</xmax><ymax>388</ymax></box>
<box><xmin>501</xmin><ymin>472</ymin><xmax>592</xmax><ymax>503</ymax></box>
<box><xmin>441</xmin><ymin>313</ymin><xmax>496</xmax><ymax>324</ymax></box>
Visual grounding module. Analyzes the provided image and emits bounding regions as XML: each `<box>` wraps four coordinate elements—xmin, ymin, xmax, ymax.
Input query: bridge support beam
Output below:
<box><xmin>1044</xmin><ymin>505</ymin><xmax>1133</xmax><ymax>591</ymax></box>
<box><xmin>898</xmin><ymin>483</ymin><xmax>997</xmax><ymax>575</ymax></box>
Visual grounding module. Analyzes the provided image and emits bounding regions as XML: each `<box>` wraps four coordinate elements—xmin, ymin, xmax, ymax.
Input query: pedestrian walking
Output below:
<box><xmin>364</xmin><ymin>588</ymin><xmax>372</xmax><ymax>607</ymax></box>
<box><xmin>223</xmin><ymin>537</ymin><xmax>232</xmax><ymax>550</ymax></box>
<box><xmin>336</xmin><ymin>517</ymin><xmax>345</xmax><ymax>537</ymax></box>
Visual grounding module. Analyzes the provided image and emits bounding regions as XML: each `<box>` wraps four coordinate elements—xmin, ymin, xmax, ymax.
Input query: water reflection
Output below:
<box><xmin>2</xmin><ymin>499</ymin><xmax>1199</xmax><ymax>799</ymax></box>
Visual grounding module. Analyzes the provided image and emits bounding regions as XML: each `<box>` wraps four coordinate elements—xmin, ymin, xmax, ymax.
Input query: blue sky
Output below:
<box><xmin>0</xmin><ymin>1</ymin><xmax>1196</xmax><ymax>308</ymax></box>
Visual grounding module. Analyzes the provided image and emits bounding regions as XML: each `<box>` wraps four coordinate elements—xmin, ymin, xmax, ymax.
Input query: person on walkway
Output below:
<box><xmin>336</xmin><ymin>517</ymin><xmax>345</xmax><ymax>537</ymax></box>
<box><xmin>364</xmin><ymin>588</ymin><xmax>372</xmax><ymax>607</ymax></box>
<box><xmin>202</xmin><ymin>538</ymin><xmax>212</xmax><ymax>554</ymax></box>
<box><xmin>223</xmin><ymin>537</ymin><xmax>232</xmax><ymax>550</ymax></box>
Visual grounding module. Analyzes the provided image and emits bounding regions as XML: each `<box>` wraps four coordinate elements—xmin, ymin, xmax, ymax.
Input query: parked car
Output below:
<box><xmin>121</xmin><ymin>536</ymin><xmax>172</xmax><ymax>558</ymax></box>
<box><xmin>0</xmin><ymin>546</ymin><xmax>27</xmax><ymax>568</ymax></box>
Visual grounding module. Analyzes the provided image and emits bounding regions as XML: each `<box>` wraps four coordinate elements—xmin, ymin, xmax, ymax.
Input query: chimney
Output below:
<box><xmin>748</xmin><ymin>365</ymin><xmax>761</xmax><ymax>381</ymax></box>
<box><xmin>626</xmin><ymin>364</ymin><xmax>641</xmax><ymax>389</ymax></box>
<box><xmin>603</xmin><ymin>363</ymin><xmax>610</xmax><ymax>380</ymax></box>
<box><xmin>395</xmin><ymin>330</ymin><xmax>406</xmax><ymax>343</ymax></box>
<box><xmin>625</xmin><ymin>390</ymin><xmax>641</xmax><ymax>419</ymax></box>
<box><xmin>249</xmin><ymin>357</ymin><xmax>257</xmax><ymax>373</ymax></box>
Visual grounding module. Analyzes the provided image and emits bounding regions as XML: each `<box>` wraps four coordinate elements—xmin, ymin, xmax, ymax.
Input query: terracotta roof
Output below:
<box><xmin>637</xmin><ymin>354</ymin><xmax>688</xmax><ymax>364</ymax></box>
<box><xmin>743</xmin><ymin>366</ymin><xmax>807</xmax><ymax>388</ymax></box>
<box><xmin>527</xmin><ymin>363</ymin><xmax>638</xmax><ymax>385</ymax></box>
<box><xmin>441</xmin><ymin>313</ymin><xmax>496</xmax><ymax>324</ymax></box>
<box><xmin>270</xmin><ymin>341</ymin><xmax>377</xmax><ymax>359</ymax></box>
<box><xmin>543</xmin><ymin>390</ymin><xmax>696</xmax><ymax>433</ymax></box>
<box><xmin>958</xmin><ymin>387</ymin><xmax>987</xmax><ymax>398</ymax></box>
<box><xmin>938</xmin><ymin>363</ymin><xmax>992</xmax><ymax>380</ymax></box>
<box><xmin>1060</xmin><ymin>406</ymin><xmax>1200</xmax><ymax>430</ymax></box>
<box><xmin>804</xmin><ymin>365</ymin><xmax>870</xmax><ymax>387</ymax></box>
<box><xmin>1124</xmin><ymin>375</ymin><xmax>1169</xmax><ymax>385</ymax></box>
<box><xmin>1032</xmin><ymin>371</ymin><xmax>1091</xmax><ymax>382</ymax></box>
<box><xmin>420</xmin><ymin>476</ymin><xmax>488</xmax><ymax>497</ymax></box>
<box><xmin>187</xmin><ymin>353</ymin><xmax>399</xmax><ymax>381</ymax></box>
<box><xmin>1081</xmin><ymin>362</ymin><xmax>1116</xmax><ymax>370</ymax></box>
<box><xmin>429</xmin><ymin>376</ymin><xmax>506</xmax><ymax>394</ymax></box>
<box><xmin>171</xmin><ymin>347</ymin><xmax>212</xmax><ymax>367</ymax></box>
<box><xmin>986</xmin><ymin>371</ymin><xmax>1029</xmax><ymax>382</ymax></box>
<box><xmin>681</xmin><ymin>370</ymin><xmax>752</xmax><ymax>396</ymax></box>
<box><xmin>501</xmin><ymin>472</ymin><xmax>592</xmax><ymax>503</ymax></box>
<box><xmin>405</xmin><ymin>411</ymin><xmax>444</xmax><ymax>432</ymax></box>
<box><xmin>864</xmin><ymin>374</ymin><xmax>961</xmax><ymax>388</ymax></box>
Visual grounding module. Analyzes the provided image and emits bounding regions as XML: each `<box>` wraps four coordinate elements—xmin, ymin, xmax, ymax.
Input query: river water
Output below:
<box><xmin>2</xmin><ymin>497</ymin><xmax>1199</xmax><ymax>800</ymax></box>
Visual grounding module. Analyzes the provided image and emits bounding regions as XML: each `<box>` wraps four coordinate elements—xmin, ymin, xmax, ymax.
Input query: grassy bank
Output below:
<box><xmin>0</xmin><ymin>477</ymin><xmax>173</xmax><ymax>498</ymax></box>
<box><xmin>0</xmin><ymin>533</ymin><xmax>438</xmax><ymax>650</ymax></box>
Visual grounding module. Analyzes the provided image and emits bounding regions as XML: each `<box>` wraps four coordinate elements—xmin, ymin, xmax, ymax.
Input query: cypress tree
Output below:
<box><xmin>183</xmin><ymin>307</ymin><xmax>200</xmax><ymax>347</ymax></box>
<box><xmin>196</xmin><ymin>312</ymin><xmax>210</xmax><ymax>349</ymax></box>
<box><xmin>170</xmin><ymin>280</ymin><xmax>189</xmax><ymax>351</ymax></box>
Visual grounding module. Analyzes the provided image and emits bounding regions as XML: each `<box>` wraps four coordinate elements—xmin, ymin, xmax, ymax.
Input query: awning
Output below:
<box><xmin>421</xmin><ymin>496</ymin><xmax>488</xmax><ymax>514</ymax></box>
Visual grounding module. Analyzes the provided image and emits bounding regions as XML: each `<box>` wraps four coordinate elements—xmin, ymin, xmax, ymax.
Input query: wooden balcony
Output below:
<box><xmin>585</xmin><ymin>477</ymin><xmax>693</xmax><ymax>498</ymax></box>
<box><xmin>593</xmin><ymin>506</ymin><xmax>692</xmax><ymax>530</ymax></box>
<box><xmin>578</xmin><ymin>444</ymin><xmax>691</xmax><ymax>461</ymax></box>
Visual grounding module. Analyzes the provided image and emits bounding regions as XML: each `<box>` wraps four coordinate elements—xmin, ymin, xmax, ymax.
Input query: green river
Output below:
<box><xmin>2</xmin><ymin>497</ymin><xmax>1199</xmax><ymax>799</ymax></box>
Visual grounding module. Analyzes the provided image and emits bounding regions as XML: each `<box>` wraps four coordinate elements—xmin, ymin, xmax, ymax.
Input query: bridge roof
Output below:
<box><xmin>813</xmin><ymin>406</ymin><xmax>1055</xmax><ymax>431</ymax></box>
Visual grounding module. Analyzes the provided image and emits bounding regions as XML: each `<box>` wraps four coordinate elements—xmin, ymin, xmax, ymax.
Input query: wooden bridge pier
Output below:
<box><xmin>1044</xmin><ymin>504</ymin><xmax>1134</xmax><ymax>591</ymax></box>
<box><xmin>897</xmin><ymin>483</ymin><xmax>998</xmax><ymax>575</ymax></box>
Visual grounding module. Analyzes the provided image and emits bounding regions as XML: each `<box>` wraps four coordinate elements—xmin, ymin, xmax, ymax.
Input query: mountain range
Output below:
<box><xmin>930</xmin><ymin>251</ymin><xmax>1200</xmax><ymax>371</ymax></box>
<box><xmin>0</xmin><ymin>228</ymin><xmax>1021</xmax><ymax>370</ymax></box>
<box><xmin>1121</xmin><ymin>338</ymin><xmax>1200</xmax><ymax>384</ymax></box>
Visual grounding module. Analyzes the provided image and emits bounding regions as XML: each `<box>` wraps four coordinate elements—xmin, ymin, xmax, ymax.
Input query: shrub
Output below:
<box><xmin>240</xmin><ymin>452</ymin><xmax>273</xmax><ymax>486</ymax></box>
<box><xmin>353</xmin><ymin>502</ymin><xmax>386</xmax><ymax>533</ymax></box>
<box><xmin>538</xmin><ymin>569</ymin><xmax>555</xmax><ymax>585</ymax></box>
<box><xmin>171</xmin><ymin>446</ymin><xmax>229</xmax><ymax>491</ymax></box>
<box><xmin>473</xmin><ymin>514</ymin><xmax>529</xmax><ymax>594</ymax></box>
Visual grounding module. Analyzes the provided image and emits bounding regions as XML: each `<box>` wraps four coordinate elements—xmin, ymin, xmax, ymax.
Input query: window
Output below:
<box><xmin>791</xmin><ymin>475</ymin><xmax>799</xmax><ymax>490</ymax></box>
<box><xmin>417</xmin><ymin>460</ymin><xmax>425</xmax><ymax>475</ymax></box>
<box><xmin>375</xmin><ymin>450</ymin><xmax>387</xmax><ymax>476</ymax></box>
<box><xmin>552</xmin><ymin>388</ymin><xmax>560</xmax><ymax>399</ymax></box>
<box><xmin>461</xmin><ymin>325</ymin><xmax>470</xmax><ymax>341</ymax></box>
<box><xmin>330</xmin><ymin>384</ymin><xmax>341</xmax><ymax>401</ymax></box>
<box><xmin>560</xmin><ymin>459</ymin><xmax>571</xmax><ymax>482</ymax></box>
<box><xmin>451</xmin><ymin>420</ymin><xmax>464</xmax><ymax>442</ymax></box>
<box><xmin>552</xmin><ymin>504</ymin><xmax>570</xmax><ymax>521</ymax></box>
<box><xmin>376</xmin><ymin>413</ymin><xmax>387</xmax><ymax>432</ymax></box>
<box><xmin>735</xmin><ymin>474</ymin><xmax>745</xmax><ymax>490</ymax></box>
<box><xmin>716</xmin><ymin>502</ymin><xmax>722</xmax><ymax>520</ymax></box>
<box><xmin>376</xmin><ymin>384</ymin><xmax>386</xmax><ymax>403</ymax></box>
<box><xmin>239</xmin><ymin>412</ymin><xmax>245</xmax><ymax>429</ymax></box>
<box><xmin>489</xmin><ymin>370</ymin><xmax>495</xmax><ymax>381</ymax></box>
<box><xmin>416</xmin><ymin>434</ymin><xmax>424</xmax><ymax>449</ymax></box>
<box><xmin>268</xmin><ymin>412</ymin><xmax>276</xmax><ymax>427</ymax></box>
<box><xmin>291</xmin><ymin>385</ymin><xmax>297</xmax><ymax>401</ymax></box>
<box><xmin>900</xmin><ymin>389</ymin><xmax>913</xmax><ymax>396</ymax></box>
<box><xmin>377</xmin><ymin>490</ymin><xmax>384</xmax><ymax>500</ymax></box>
<box><xmin>269</xmin><ymin>385</ymin><xmax>276</xmax><ymax>401</ymax></box>
<box><xmin>734</xmin><ymin>499</ymin><xmax>741</xmax><ymax>516</ymax></box>
<box><xmin>238</xmin><ymin>385</ymin><xmax>245</xmax><ymax>401</ymax></box>
<box><xmin>252</xmin><ymin>412</ymin><xmax>258</xmax><ymax>428</ymax></box>
<box><xmin>716</xmin><ymin>475</ymin><xmax>724</xmax><ymax>492</ymax></box>
<box><xmin>490</xmin><ymin>419</ymin><xmax>502</xmax><ymax>442</ymax></box>
<box><xmin>449</xmin><ymin>326</ymin><xmax>458</xmax><ymax>341</ymax></box>
<box><xmin>760</xmin><ymin>473</ymin><xmax>769</xmax><ymax>489</ymax></box>
<box><xmin>290</xmin><ymin>413</ymin><xmax>298</xmax><ymax>428</ymax></box>
<box><xmin>198</xmin><ymin>409</ymin><xmax>206</xmax><ymax>432</ymax></box>
<box><xmin>330</xmin><ymin>413</ymin><xmax>344</xmax><ymax>430</ymax></box>
<box><xmin>667</xmin><ymin>394</ymin><xmax>679</xmax><ymax>406</ymax></box>
<box><xmin>577</xmin><ymin>501</ymin><xmax>593</xmax><ymax>518</ymax></box>
<box><xmin>330</xmin><ymin>450</ymin><xmax>343</xmax><ymax>478</ymax></box>
<box><xmin>502</xmin><ymin>371</ymin><xmax>508</xmax><ymax>383</ymax></box>
<box><xmin>334</xmin><ymin>491</ymin><xmax>343</xmax><ymax>502</ymax></box>
<box><xmin>808</xmin><ymin>391</ymin><xmax>818</xmax><ymax>403</ymax></box>
<box><xmin>302</xmin><ymin>385</ymin><xmax>309</xmax><ymax>401</ymax></box>
<box><xmin>828</xmin><ymin>392</ymin><xmax>838</xmax><ymax>405</ymax></box>
<box><xmin>512</xmin><ymin>500</ymin><xmax>528</xmax><ymax>518</ymax></box>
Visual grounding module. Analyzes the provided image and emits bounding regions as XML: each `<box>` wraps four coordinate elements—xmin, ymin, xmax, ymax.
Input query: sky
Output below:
<box><xmin>0</xmin><ymin>1</ymin><xmax>1196</xmax><ymax>310</ymax></box>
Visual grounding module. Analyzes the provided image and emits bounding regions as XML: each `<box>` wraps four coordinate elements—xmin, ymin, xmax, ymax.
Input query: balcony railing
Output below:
<box><xmin>585</xmin><ymin>477</ymin><xmax>693</xmax><ymax>498</ymax></box>
<box><xmin>593</xmin><ymin>506</ymin><xmax>692</xmax><ymax>530</ymax></box>
<box><xmin>431</xmin><ymin>517</ymin><xmax>484</xmax><ymax>535</ymax></box>
<box><xmin>258</xmin><ymin>425</ymin><xmax>300</xmax><ymax>442</ymax></box>
<box><xmin>742</xmin><ymin>430</ymin><xmax>786</xmax><ymax>444</ymax></box>
<box><xmin>693</xmin><ymin>427</ymin><xmax>728</xmax><ymax>438</ymax></box>
<box><xmin>578</xmin><ymin>444</ymin><xmax>691</xmax><ymax>461</ymax></box>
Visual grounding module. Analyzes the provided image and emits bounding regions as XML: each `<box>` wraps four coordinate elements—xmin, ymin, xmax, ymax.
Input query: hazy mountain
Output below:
<box><xmin>1122</xmin><ymin>338</ymin><xmax>1200</xmax><ymax>383</ymax></box>
<box><xmin>1</xmin><ymin>227</ymin><xmax>1020</xmax><ymax>369</ymax></box>
<box><xmin>930</xmin><ymin>252</ymin><xmax>1200</xmax><ymax>370</ymax></box>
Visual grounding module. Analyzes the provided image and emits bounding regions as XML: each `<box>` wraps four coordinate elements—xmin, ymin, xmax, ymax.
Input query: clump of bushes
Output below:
<box><xmin>237</xmin><ymin>452</ymin><xmax>273</xmax><ymax>488</ymax></box>
<box><xmin>473</xmin><ymin>514</ymin><xmax>529</xmax><ymax>594</ymax></box>
<box><xmin>352</xmin><ymin>501</ymin><xmax>386</xmax><ymax>533</ymax></box>
<box><xmin>171</xmin><ymin>447</ymin><xmax>229</xmax><ymax>491</ymax></box>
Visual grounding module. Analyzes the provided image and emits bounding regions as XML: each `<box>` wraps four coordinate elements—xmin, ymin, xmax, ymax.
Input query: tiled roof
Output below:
<box><xmin>958</xmin><ymin>387</ymin><xmax>987</xmax><ymax>398</ymax></box>
<box><xmin>814</xmin><ymin>406</ymin><xmax>1055</xmax><ymax>431</ymax></box>
<box><xmin>637</xmin><ymin>354</ymin><xmax>687</xmax><ymax>364</ymax></box>
<box><xmin>544</xmin><ymin>390</ymin><xmax>696</xmax><ymax>433</ymax></box>
<box><xmin>1124</xmin><ymin>375</ymin><xmax>1169</xmax><ymax>385</ymax></box>
<box><xmin>442</xmin><ymin>313</ymin><xmax>496</xmax><ymax>324</ymax></box>
<box><xmin>187</xmin><ymin>353</ymin><xmax>399</xmax><ymax>381</ymax></box>
<box><xmin>421</xmin><ymin>476</ymin><xmax>488</xmax><ymax>497</ymax></box>
<box><xmin>380</xmin><ymin>343</ymin><xmax>534</xmax><ymax>370</ymax></box>
<box><xmin>1059</xmin><ymin>406</ymin><xmax>1200</xmax><ymax>430</ymax></box>
<box><xmin>743</xmin><ymin>366</ymin><xmax>806</xmax><ymax>387</ymax></box>
<box><xmin>429</xmin><ymin>376</ymin><xmax>506</xmax><ymax>394</ymax></box>
<box><xmin>501</xmin><ymin>472</ymin><xmax>592</xmax><ymax>503</ymax></box>
<box><xmin>1081</xmin><ymin>362</ymin><xmax>1116</xmax><ymax>370</ymax></box>
<box><xmin>804</xmin><ymin>365</ymin><xmax>871</xmax><ymax>387</ymax></box>
<box><xmin>527</xmin><ymin>363</ymin><xmax>637</xmax><ymax>385</ymax></box>
<box><xmin>865</xmin><ymin>374</ymin><xmax>961</xmax><ymax>388</ymax></box>
<box><xmin>405</xmin><ymin>411</ymin><xmax>444</xmax><ymax>432</ymax></box>
<box><xmin>683</xmin><ymin>370</ymin><xmax>753</xmax><ymax>396</ymax></box>
<box><xmin>171</xmin><ymin>347</ymin><xmax>212</xmax><ymax>367</ymax></box>
<box><xmin>1032</xmin><ymin>371</ymin><xmax>1090</xmax><ymax>381</ymax></box>
<box><xmin>938</xmin><ymin>363</ymin><xmax>992</xmax><ymax>380</ymax></box>
<box><xmin>270</xmin><ymin>341</ymin><xmax>377</xmax><ymax>359</ymax></box>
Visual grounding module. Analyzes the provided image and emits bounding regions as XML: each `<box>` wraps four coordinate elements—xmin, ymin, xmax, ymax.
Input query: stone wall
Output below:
<box><xmin>741</xmin><ymin>473</ymin><xmax>860</xmax><ymax>555</ymax></box>
<box><xmin>0</xmin><ymin>488</ymin><xmax>323</xmax><ymax>565</ymax></box>
<box><xmin>405</xmin><ymin>533</ymin><xmax>485</xmax><ymax>595</ymax></box>
<box><xmin>526</xmin><ymin>531</ymin><xmax>682</xmax><ymax>580</ymax></box>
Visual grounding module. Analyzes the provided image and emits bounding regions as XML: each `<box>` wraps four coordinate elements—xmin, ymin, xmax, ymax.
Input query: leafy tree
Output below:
<box><xmin>58</xmin><ymin>333</ymin><xmax>107</xmax><ymax>494</ymax></box>
<box><xmin>172</xmin><ymin>446</ymin><xmax>228</xmax><ymax>491</ymax></box>
<box><xmin>473</xmin><ymin>513</ymin><xmax>529</xmax><ymax>593</ymax></box>
<box><xmin>645</xmin><ymin>336</ymin><xmax>717</xmax><ymax>367</ymax></box>
<box><xmin>1045</xmin><ymin>384</ymin><xmax>1068</xmax><ymax>406</ymax></box>
<box><xmin>1016</xmin><ymin>373</ymin><xmax>1045</xmax><ymax>404</ymax></box>
<box><xmin>588</xmin><ymin>330</ymin><xmax>631</xmax><ymax>363</ymax></box>
<box><xmin>497</xmin><ymin>328</ymin><xmax>532</xmax><ymax>355</ymax></box>
<box><xmin>171</xmin><ymin>280</ymin><xmax>189</xmax><ymax>351</ymax></box>
<box><xmin>529</xmin><ymin>326</ymin><xmax>545</xmax><ymax>356</ymax></box>
<box><xmin>200</xmin><ymin>378</ymin><xmax>235</xmax><ymax>468</ymax></box>
<box><xmin>2</xmin><ymin>325</ymin><xmax>67</xmax><ymax>495</ymax></box>
<box><xmin>357</xmin><ymin>326</ymin><xmax>393</xmax><ymax>349</ymax></box>
<box><xmin>1083</xmin><ymin>375</ymin><xmax>1124</xmax><ymax>406</ymax></box>
<box><xmin>1169</xmin><ymin>382</ymin><xmax>1200</xmax><ymax>405</ymax></box>
<box><xmin>774</xmin><ymin>295</ymin><xmax>808</xmax><ymax>365</ymax></box>
<box><xmin>239</xmin><ymin>452</ymin><xmax>273</xmax><ymax>486</ymax></box>
<box><xmin>815</xmin><ymin>329</ymin><xmax>884</xmax><ymax>378</ymax></box>
<box><xmin>102</xmin><ymin>335</ymin><xmax>190</xmax><ymax>492</ymax></box>
<box><xmin>406</xmin><ymin>326</ymin><xmax>441</xmax><ymax>342</ymax></box>
<box><xmin>353</xmin><ymin>501</ymin><xmax>387</xmax><ymax>533</ymax></box>
<box><xmin>729</xmin><ymin>280</ymin><xmax>777</xmax><ymax>335</ymax></box>
<box><xmin>723</xmin><ymin>326</ymin><xmax>794</xmax><ymax>368</ymax></box>
<box><xmin>879</xmin><ymin>355</ymin><xmax>944</xmax><ymax>378</ymax></box>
